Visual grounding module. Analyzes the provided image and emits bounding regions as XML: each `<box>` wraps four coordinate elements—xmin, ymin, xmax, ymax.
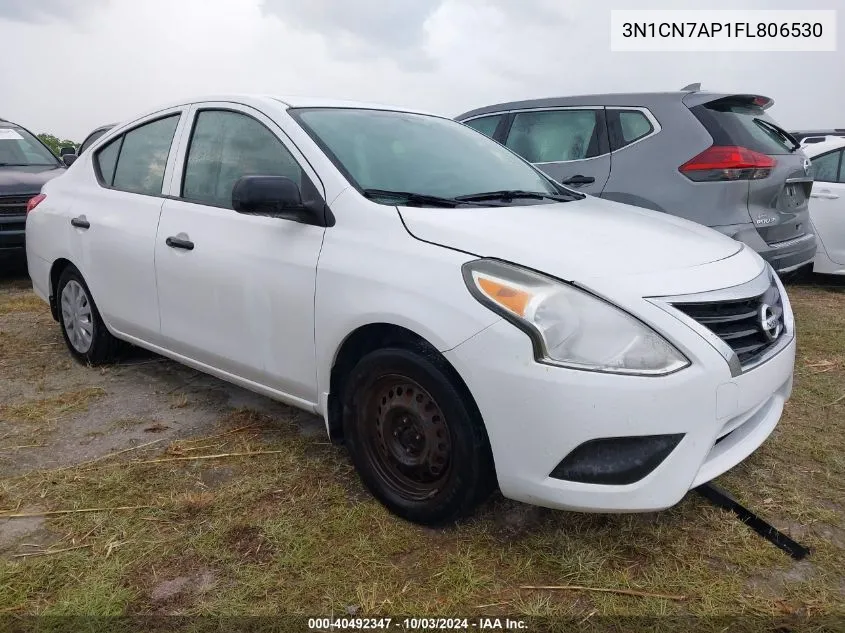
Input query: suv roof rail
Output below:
<box><xmin>681</xmin><ymin>83</ymin><xmax>701</xmax><ymax>92</ymax></box>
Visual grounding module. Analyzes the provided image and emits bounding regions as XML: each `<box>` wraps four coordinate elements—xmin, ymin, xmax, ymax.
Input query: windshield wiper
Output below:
<box><xmin>754</xmin><ymin>119</ymin><xmax>800</xmax><ymax>152</ymax></box>
<box><xmin>455</xmin><ymin>189</ymin><xmax>579</xmax><ymax>203</ymax></box>
<box><xmin>362</xmin><ymin>188</ymin><xmax>464</xmax><ymax>208</ymax></box>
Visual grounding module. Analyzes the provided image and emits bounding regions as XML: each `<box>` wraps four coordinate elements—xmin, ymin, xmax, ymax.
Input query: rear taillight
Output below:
<box><xmin>26</xmin><ymin>194</ymin><xmax>46</xmax><ymax>214</ymax></box>
<box><xmin>679</xmin><ymin>146</ymin><xmax>775</xmax><ymax>182</ymax></box>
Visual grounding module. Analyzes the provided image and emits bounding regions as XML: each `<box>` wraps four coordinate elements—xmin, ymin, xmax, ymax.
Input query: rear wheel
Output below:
<box><xmin>56</xmin><ymin>266</ymin><xmax>120</xmax><ymax>365</ymax></box>
<box><xmin>343</xmin><ymin>347</ymin><xmax>495</xmax><ymax>525</ymax></box>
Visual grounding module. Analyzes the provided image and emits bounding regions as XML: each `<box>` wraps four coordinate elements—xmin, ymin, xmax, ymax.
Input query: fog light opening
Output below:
<box><xmin>549</xmin><ymin>434</ymin><xmax>685</xmax><ymax>485</ymax></box>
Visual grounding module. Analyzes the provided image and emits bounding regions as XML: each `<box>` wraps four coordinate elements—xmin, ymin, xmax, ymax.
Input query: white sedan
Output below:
<box><xmin>803</xmin><ymin>136</ymin><xmax>845</xmax><ymax>275</ymax></box>
<box><xmin>26</xmin><ymin>95</ymin><xmax>795</xmax><ymax>525</ymax></box>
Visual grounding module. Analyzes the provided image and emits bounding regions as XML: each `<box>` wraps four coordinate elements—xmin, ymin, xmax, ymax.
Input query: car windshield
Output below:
<box><xmin>290</xmin><ymin>108</ymin><xmax>566</xmax><ymax>205</ymax></box>
<box><xmin>0</xmin><ymin>126</ymin><xmax>59</xmax><ymax>166</ymax></box>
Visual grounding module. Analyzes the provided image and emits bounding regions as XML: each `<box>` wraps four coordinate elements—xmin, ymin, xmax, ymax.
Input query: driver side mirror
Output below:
<box><xmin>62</xmin><ymin>154</ymin><xmax>78</xmax><ymax>167</ymax></box>
<box><xmin>59</xmin><ymin>146</ymin><xmax>76</xmax><ymax>157</ymax></box>
<box><xmin>231</xmin><ymin>175</ymin><xmax>327</xmax><ymax>226</ymax></box>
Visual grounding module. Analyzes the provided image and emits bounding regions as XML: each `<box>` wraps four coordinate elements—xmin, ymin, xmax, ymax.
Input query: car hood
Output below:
<box><xmin>398</xmin><ymin>195</ymin><xmax>743</xmax><ymax>281</ymax></box>
<box><xmin>0</xmin><ymin>165</ymin><xmax>65</xmax><ymax>197</ymax></box>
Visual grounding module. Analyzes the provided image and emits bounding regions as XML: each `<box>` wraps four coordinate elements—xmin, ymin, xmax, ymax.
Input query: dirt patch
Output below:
<box><xmin>151</xmin><ymin>569</ymin><xmax>217</xmax><ymax>603</ymax></box>
<box><xmin>225</xmin><ymin>524</ymin><xmax>274</xmax><ymax>564</ymax></box>
<box><xmin>0</xmin><ymin>506</ymin><xmax>57</xmax><ymax>558</ymax></box>
<box><xmin>745</xmin><ymin>561</ymin><xmax>818</xmax><ymax>598</ymax></box>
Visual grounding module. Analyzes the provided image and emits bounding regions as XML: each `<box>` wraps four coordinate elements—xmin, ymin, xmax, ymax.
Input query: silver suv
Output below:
<box><xmin>456</xmin><ymin>89</ymin><xmax>817</xmax><ymax>274</ymax></box>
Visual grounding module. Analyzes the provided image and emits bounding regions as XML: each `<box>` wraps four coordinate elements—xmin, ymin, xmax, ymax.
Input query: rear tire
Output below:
<box><xmin>56</xmin><ymin>265</ymin><xmax>120</xmax><ymax>365</ymax></box>
<box><xmin>342</xmin><ymin>346</ymin><xmax>495</xmax><ymax>526</ymax></box>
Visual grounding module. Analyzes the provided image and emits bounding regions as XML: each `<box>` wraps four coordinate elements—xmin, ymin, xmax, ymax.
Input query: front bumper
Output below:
<box><xmin>0</xmin><ymin>214</ymin><xmax>26</xmax><ymax>254</ymax></box>
<box><xmin>445</xmin><ymin>301</ymin><xmax>795</xmax><ymax>513</ymax></box>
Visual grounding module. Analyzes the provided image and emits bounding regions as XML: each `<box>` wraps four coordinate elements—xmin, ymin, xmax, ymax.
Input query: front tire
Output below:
<box><xmin>342</xmin><ymin>347</ymin><xmax>495</xmax><ymax>526</ymax></box>
<box><xmin>56</xmin><ymin>265</ymin><xmax>120</xmax><ymax>365</ymax></box>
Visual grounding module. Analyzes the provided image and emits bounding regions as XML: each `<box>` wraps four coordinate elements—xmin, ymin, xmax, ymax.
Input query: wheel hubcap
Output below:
<box><xmin>61</xmin><ymin>280</ymin><xmax>94</xmax><ymax>354</ymax></box>
<box><xmin>363</xmin><ymin>376</ymin><xmax>452</xmax><ymax>501</ymax></box>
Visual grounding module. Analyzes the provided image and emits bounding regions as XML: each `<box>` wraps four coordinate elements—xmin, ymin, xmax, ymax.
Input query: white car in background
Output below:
<box><xmin>26</xmin><ymin>95</ymin><xmax>795</xmax><ymax>525</ymax></box>
<box><xmin>802</xmin><ymin>136</ymin><xmax>845</xmax><ymax>275</ymax></box>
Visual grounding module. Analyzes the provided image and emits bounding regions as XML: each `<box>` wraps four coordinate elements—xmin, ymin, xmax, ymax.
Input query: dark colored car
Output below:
<box><xmin>0</xmin><ymin>118</ymin><xmax>66</xmax><ymax>259</ymax></box>
<box><xmin>78</xmin><ymin>124</ymin><xmax>115</xmax><ymax>155</ymax></box>
<box><xmin>456</xmin><ymin>90</ymin><xmax>818</xmax><ymax>274</ymax></box>
<box><xmin>790</xmin><ymin>129</ymin><xmax>845</xmax><ymax>143</ymax></box>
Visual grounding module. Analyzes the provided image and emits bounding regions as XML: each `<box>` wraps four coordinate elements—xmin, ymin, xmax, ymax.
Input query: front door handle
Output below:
<box><xmin>166</xmin><ymin>236</ymin><xmax>195</xmax><ymax>251</ymax></box>
<box><xmin>70</xmin><ymin>215</ymin><xmax>90</xmax><ymax>229</ymax></box>
<box><xmin>811</xmin><ymin>190</ymin><xmax>840</xmax><ymax>200</ymax></box>
<box><xmin>560</xmin><ymin>174</ymin><xmax>596</xmax><ymax>186</ymax></box>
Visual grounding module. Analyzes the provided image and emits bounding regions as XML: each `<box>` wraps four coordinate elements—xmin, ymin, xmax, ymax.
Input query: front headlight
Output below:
<box><xmin>462</xmin><ymin>259</ymin><xmax>689</xmax><ymax>376</ymax></box>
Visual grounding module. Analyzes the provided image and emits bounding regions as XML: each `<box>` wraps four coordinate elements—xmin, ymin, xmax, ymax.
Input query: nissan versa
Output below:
<box><xmin>25</xmin><ymin>96</ymin><xmax>796</xmax><ymax>525</ymax></box>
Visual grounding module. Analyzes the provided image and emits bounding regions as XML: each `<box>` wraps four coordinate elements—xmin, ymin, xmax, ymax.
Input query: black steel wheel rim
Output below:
<box><xmin>360</xmin><ymin>374</ymin><xmax>453</xmax><ymax>501</ymax></box>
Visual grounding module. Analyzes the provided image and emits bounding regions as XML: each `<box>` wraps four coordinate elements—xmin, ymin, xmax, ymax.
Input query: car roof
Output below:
<box><xmin>455</xmin><ymin>91</ymin><xmax>770</xmax><ymax>120</ymax></box>
<box><xmin>119</xmin><ymin>94</ymin><xmax>439</xmax><ymax>122</ymax></box>
<box><xmin>802</xmin><ymin>136</ymin><xmax>845</xmax><ymax>157</ymax></box>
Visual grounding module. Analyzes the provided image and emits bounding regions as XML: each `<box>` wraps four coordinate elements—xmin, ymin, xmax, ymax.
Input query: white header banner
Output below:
<box><xmin>611</xmin><ymin>10</ymin><xmax>837</xmax><ymax>52</ymax></box>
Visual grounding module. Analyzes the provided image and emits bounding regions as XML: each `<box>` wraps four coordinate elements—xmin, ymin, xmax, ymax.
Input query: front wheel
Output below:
<box><xmin>342</xmin><ymin>347</ymin><xmax>495</xmax><ymax>526</ymax></box>
<box><xmin>56</xmin><ymin>265</ymin><xmax>120</xmax><ymax>365</ymax></box>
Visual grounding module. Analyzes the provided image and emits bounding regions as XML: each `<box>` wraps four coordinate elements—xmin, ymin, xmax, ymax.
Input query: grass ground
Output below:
<box><xmin>0</xmin><ymin>271</ymin><xmax>843</xmax><ymax>628</ymax></box>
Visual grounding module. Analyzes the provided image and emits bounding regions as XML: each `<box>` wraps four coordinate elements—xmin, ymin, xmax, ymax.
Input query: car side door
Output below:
<box><xmin>498</xmin><ymin>108</ymin><xmax>611</xmax><ymax>195</ymax></box>
<box><xmin>154</xmin><ymin>103</ymin><xmax>326</xmax><ymax>405</ymax></box>
<box><xmin>68</xmin><ymin>109</ymin><xmax>187</xmax><ymax>343</ymax></box>
<box><xmin>809</xmin><ymin>148</ymin><xmax>845</xmax><ymax>265</ymax></box>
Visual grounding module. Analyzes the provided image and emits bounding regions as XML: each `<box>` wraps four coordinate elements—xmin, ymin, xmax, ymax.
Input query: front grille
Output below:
<box><xmin>672</xmin><ymin>280</ymin><xmax>784</xmax><ymax>366</ymax></box>
<box><xmin>0</xmin><ymin>195</ymin><xmax>31</xmax><ymax>217</ymax></box>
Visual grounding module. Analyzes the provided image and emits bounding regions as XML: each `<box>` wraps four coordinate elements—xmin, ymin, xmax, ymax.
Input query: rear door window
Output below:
<box><xmin>505</xmin><ymin>109</ymin><xmax>602</xmax><ymax>163</ymax></box>
<box><xmin>111</xmin><ymin>115</ymin><xmax>181</xmax><ymax>195</ymax></box>
<box><xmin>463</xmin><ymin>115</ymin><xmax>503</xmax><ymax>139</ymax></box>
<box><xmin>691</xmin><ymin>100</ymin><xmax>797</xmax><ymax>155</ymax></box>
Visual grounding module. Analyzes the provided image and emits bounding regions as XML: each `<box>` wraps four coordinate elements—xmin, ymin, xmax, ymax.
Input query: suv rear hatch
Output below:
<box><xmin>683</xmin><ymin>94</ymin><xmax>811</xmax><ymax>246</ymax></box>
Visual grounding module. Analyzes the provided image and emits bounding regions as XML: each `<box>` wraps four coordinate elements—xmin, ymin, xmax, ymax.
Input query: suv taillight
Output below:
<box><xmin>679</xmin><ymin>146</ymin><xmax>775</xmax><ymax>182</ymax></box>
<box><xmin>26</xmin><ymin>194</ymin><xmax>46</xmax><ymax>214</ymax></box>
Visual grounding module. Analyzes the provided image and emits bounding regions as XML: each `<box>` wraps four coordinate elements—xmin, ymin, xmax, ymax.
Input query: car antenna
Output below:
<box><xmin>681</xmin><ymin>83</ymin><xmax>701</xmax><ymax>92</ymax></box>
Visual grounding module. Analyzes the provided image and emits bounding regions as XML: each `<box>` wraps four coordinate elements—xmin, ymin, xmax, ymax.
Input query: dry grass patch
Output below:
<box><xmin>0</xmin><ymin>293</ymin><xmax>47</xmax><ymax>316</ymax></box>
<box><xmin>0</xmin><ymin>388</ymin><xmax>106</xmax><ymax>425</ymax></box>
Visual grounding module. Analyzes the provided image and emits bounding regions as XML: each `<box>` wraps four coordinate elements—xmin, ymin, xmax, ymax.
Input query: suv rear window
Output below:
<box><xmin>691</xmin><ymin>99</ymin><xmax>797</xmax><ymax>155</ymax></box>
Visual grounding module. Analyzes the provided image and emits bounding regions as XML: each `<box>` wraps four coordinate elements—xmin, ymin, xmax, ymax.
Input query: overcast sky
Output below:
<box><xmin>0</xmin><ymin>0</ymin><xmax>841</xmax><ymax>141</ymax></box>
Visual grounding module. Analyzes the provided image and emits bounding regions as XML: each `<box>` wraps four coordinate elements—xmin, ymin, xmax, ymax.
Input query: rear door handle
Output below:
<box><xmin>560</xmin><ymin>174</ymin><xmax>596</xmax><ymax>186</ymax></box>
<box><xmin>70</xmin><ymin>215</ymin><xmax>90</xmax><ymax>229</ymax></box>
<box><xmin>166</xmin><ymin>236</ymin><xmax>194</xmax><ymax>251</ymax></box>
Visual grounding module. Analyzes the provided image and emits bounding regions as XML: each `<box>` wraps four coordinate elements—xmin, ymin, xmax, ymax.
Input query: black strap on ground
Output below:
<box><xmin>695</xmin><ymin>482</ymin><xmax>810</xmax><ymax>560</ymax></box>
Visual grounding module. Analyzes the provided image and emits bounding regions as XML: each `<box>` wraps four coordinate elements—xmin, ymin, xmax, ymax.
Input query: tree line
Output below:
<box><xmin>37</xmin><ymin>133</ymin><xmax>79</xmax><ymax>155</ymax></box>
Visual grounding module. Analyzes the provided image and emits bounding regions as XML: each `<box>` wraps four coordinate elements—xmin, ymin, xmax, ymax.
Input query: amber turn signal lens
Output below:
<box><xmin>476</xmin><ymin>277</ymin><xmax>532</xmax><ymax>317</ymax></box>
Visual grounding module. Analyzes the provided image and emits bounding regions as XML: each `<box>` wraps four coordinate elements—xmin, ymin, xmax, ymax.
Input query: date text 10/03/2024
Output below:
<box><xmin>307</xmin><ymin>617</ymin><xmax>528</xmax><ymax>630</ymax></box>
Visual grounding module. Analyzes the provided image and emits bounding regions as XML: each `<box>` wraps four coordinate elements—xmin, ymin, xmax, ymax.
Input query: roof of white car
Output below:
<box><xmin>801</xmin><ymin>136</ymin><xmax>845</xmax><ymax>157</ymax></box>
<box><xmin>146</xmin><ymin>94</ymin><xmax>439</xmax><ymax>117</ymax></box>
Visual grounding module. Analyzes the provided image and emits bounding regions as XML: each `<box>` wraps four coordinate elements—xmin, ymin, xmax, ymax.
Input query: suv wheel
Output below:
<box><xmin>343</xmin><ymin>347</ymin><xmax>495</xmax><ymax>525</ymax></box>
